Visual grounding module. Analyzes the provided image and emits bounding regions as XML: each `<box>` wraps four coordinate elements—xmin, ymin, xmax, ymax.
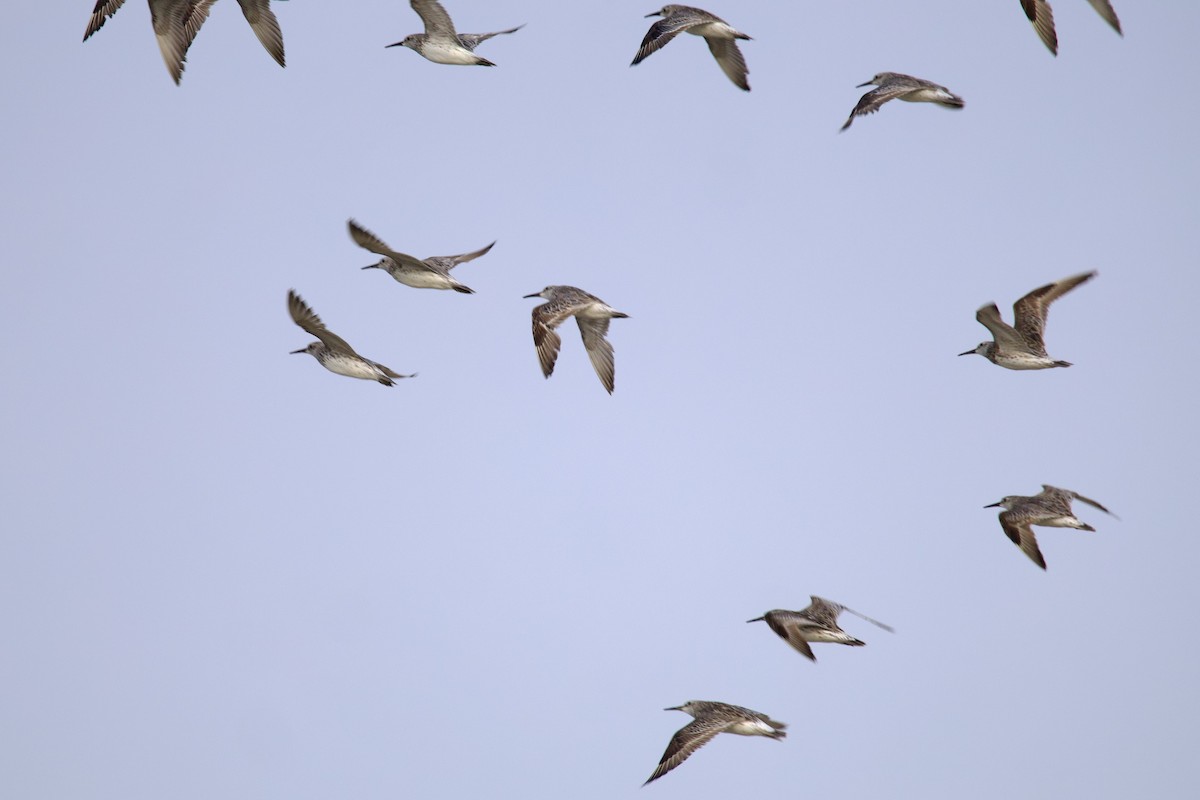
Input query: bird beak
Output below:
<box><xmin>385</xmin><ymin>41</ymin><xmax>404</xmax><ymax>48</ymax></box>
<box><xmin>289</xmin><ymin>348</ymin><xmax>306</xmax><ymax>355</ymax></box>
<box><xmin>522</xmin><ymin>292</ymin><xmax>540</xmax><ymax>298</ymax></box>
<box><xmin>957</xmin><ymin>349</ymin><xmax>974</xmax><ymax>357</ymax></box>
<box><xmin>856</xmin><ymin>81</ymin><xmax>872</xmax><ymax>88</ymax></box>
<box><xmin>663</xmin><ymin>706</ymin><xmax>682</xmax><ymax>711</ymax></box>
<box><xmin>746</xmin><ymin>616</ymin><xmax>764</xmax><ymax>623</ymax></box>
<box><xmin>645</xmin><ymin>11</ymin><xmax>663</xmax><ymax>18</ymax></box>
<box><xmin>362</xmin><ymin>264</ymin><xmax>378</xmax><ymax>270</ymax></box>
<box><xmin>983</xmin><ymin>501</ymin><xmax>1002</xmax><ymax>508</ymax></box>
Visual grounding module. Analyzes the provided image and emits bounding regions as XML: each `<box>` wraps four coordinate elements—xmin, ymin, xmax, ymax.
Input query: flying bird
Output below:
<box><xmin>841</xmin><ymin>72</ymin><xmax>964</xmax><ymax>131</ymax></box>
<box><xmin>523</xmin><ymin>286</ymin><xmax>628</xmax><ymax>394</ymax></box>
<box><xmin>387</xmin><ymin>0</ymin><xmax>522</xmax><ymax>66</ymax></box>
<box><xmin>959</xmin><ymin>271</ymin><xmax>1096</xmax><ymax>369</ymax></box>
<box><xmin>287</xmin><ymin>290</ymin><xmax>414</xmax><ymax>386</ymax></box>
<box><xmin>985</xmin><ymin>485</ymin><xmax>1117</xmax><ymax>570</ymax></box>
<box><xmin>349</xmin><ymin>219</ymin><xmax>493</xmax><ymax>294</ymax></box>
<box><xmin>1020</xmin><ymin>0</ymin><xmax>1122</xmax><ymax>56</ymax></box>
<box><xmin>631</xmin><ymin>5</ymin><xmax>752</xmax><ymax>91</ymax></box>
<box><xmin>645</xmin><ymin>701</ymin><xmax>786</xmax><ymax>785</ymax></box>
<box><xmin>748</xmin><ymin>596</ymin><xmax>894</xmax><ymax>662</ymax></box>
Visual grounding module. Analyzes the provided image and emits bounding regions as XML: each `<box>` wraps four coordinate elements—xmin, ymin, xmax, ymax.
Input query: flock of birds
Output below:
<box><xmin>79</xmin><ymin>0</ymin><xmax>1126</xmax><ymax>786</ymax></box>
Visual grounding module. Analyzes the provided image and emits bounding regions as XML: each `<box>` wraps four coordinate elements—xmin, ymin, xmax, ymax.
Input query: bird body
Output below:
<box><xmin>959</xmin><ymin>271</ymin><xmax>1096</xmax><ymax>369</ymax></box>
<box><xmin>287</xmin><ymin>290</ymin><xmax>413</xmax><ymax>386</ymax></box>
<box><xmin>632</xmin><ymin>5</ymin><xmax>752</xmax><ymax>91</ymax></box>
<box><xmin>349</xmin><ymin>219</ymin><xmax>492</xmax><ymax>294</ymax></box>
<box><xmin>523</xmin><ymin>286</ymin><xmax>628</xmax><ymax>394</ymax></box>
<box><xmin>748</xmin><ymin>596</ymin><xmax>893</xmax><ymax>662</ymax></box>
<box><xmin>387</xmin><ymin>0</ymin><xmax>521</xmax><ymax>66</ymax></box>
<box><xmin>645</xmin><ymin>701</ymin><xmax>785</xmax><ymax>784</ymax></box>
<box><xmin>842</xmin><ymin>72</ymin><xmax>964</xmax><ymax>130</ymax></box>
<box><xmin>985</xmin><ymin>485</ymin><xmax>1116</xmax><ymax>569</ymax></box>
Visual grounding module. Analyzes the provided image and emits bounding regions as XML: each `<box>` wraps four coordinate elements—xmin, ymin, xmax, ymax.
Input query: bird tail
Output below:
<box><xmin>452</xmin><ymin>284</ymin><xmax>475</xmax><ymax>294</ymax></box>
<box><xmin>611</xmin><ymin>311</ymin><xmax>629</xmax><ymax>319</ymax></box>
<box><xmin>1054</xmin><ymin>359</ymin><xmax>1073</xmax><ymax>368</ymax></box>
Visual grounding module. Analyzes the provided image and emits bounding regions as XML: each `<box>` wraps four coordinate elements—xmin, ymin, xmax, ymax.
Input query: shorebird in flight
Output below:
<box><xmin>959</xmin><ymin>271</ymin><xmax>1096</xmax><ymax>370</ymax></box>
<box><xmin>349</xmin><ymin>219</ymin><xmax>493</xmax><ymax>295</ymax></box>
<box><xmin>523</xmin><ymin>286</ymin><xmax>628</xmax><ymax>394</ymax></box>
<box><xmin>841</xmin><ymin>72</ymin><xmax>964</xmax><ymax>131</ymax></box>
<box><xmin>645</xmin><ymin>701</ymin><xmax>786</xmax><ymax>785</ymax></box>
<box><xmin>631</xmin><ymin>6</ymin><xmax>752</xmax><ymax>91</ymax></box>
<box><xmin>387</xmin><ymin>0</ymin><xmax>522</xmax><ymax>66</ymax></box>
<box><xmin>985</xmin><ymin>485</ymin><xmax>1116</xmax><ymax>570</ymax></box>
<box><xmin>748</xmin><ymin>596</ymin><xmax>894</xmax><ymax>662</ymax></box>
<box><xmin>287</xmin><ymin>290</ymin><xmax>414</xmax><ymax>386</ymax></box>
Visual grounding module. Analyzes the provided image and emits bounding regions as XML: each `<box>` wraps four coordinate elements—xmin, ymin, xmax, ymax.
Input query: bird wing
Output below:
<box><xmin>975</xmin><ymin>303</ymin><xmax>1028</xmax><ymax>351</ymax></box>
<box><xmin>432</xmin><ymin>241</ymin><xmax>496</xmax><ymax>269</ymax></box>
<box><xmin>763</xmin><ymin>612</ymin><xmax>817</xmax><ymax>661</ymax></box>
<box><xmin>288</xmin><ymin>290</ymin><xmax>358</xmax><ymax>356</ymax></box>
<box><xmin>1086</xmin><ymin>0</ymin><xmax>1122</xmax><ymax>34</ymax></box>
<box><xmin>532</xmin><ymin>303</ymin><xmax>575</xmax><ymax>379</ymax></box>
<box><xmin>1012</xmin><ymin>271</ymin><xmax>1096</xmax><ymax>353</ymax></box>
<box><xmin>149</xmin><ymin>0</ymin><xmax>192</xmax><ymax>84</ymax></box>
<box><xmin>182</xmin><ymin>0</ymin><xmax>218</xmax><ymax>52</ymax></box>
<box><xmin>577</xmin><ymin>317</ymin><xmax>616</xmax><ymax>394</ymax></box>
<box><xmin>804</xmin><ymin>596</ymin><xmax>845</xmax><ymax>628</ymax></box>
<box><xmin>411</xmin><ymin>0</ymin><xmax>457</xmax><ymax>38</ymax></box>
<box><xmin>83</xmin><ymin>0</ymin><xmax>128</xmax><ymax>41</ymax></box>
<box><xmin>644</xmin><ymin>718</ymin><xmax>726</xmax><ymax>785</ymax></box>
<box><xmin>1042</xmin><ymin>485</ymin><xmax>1114</xmax><ymax>517</ymax></box>
<box><xmin>1001</xmin><ymin>514</ymin><xmax>1046</xmax><ymax>570</ymax></box>
<box><xmin>457</xmin><ymin>24</ymin><xmax>523</xmax><ymax>51</ymax></box>
<box><xmin>840</xmin><ymin>83</ymin><xmax>913</xmax><ymax>131</ymax></box>
<box><xmin>835</xmin><ymin>602</ymin><xmax>895</xmax><ymax>633</ymax></box>
<box><xmin>1021</xmin><ymin>0</ymin><xmax>1057</xmax><ymax>55</ymax></box>
<box><xmin>705</xmin><ymin>37</ymin><xmax>749</xmax><ymax>91</ymax></box>
<box><xmin>236</xmin><ymin>0</ymin><xmax>285</xmax><ymax>67</ymax></box>
<box><xmin>631</xmin><ymin>14</ymin><xmax>700</xmax><ymax>66</ymax></box>
<box><xmin>347</xmin><ymin>219</ymin><xmax>436</xmax><ymax>273</ymax></box>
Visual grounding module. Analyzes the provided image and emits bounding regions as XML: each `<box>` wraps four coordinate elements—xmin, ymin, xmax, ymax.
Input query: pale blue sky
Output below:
<box><xmin>2</xmin><ymin>2</ymin><xmax>1198</xmax><ymax>798</ymax></box>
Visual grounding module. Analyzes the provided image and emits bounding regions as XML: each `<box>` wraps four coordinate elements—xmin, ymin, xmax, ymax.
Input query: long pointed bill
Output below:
<box><xmin>522</xmin><ymin>292</ymin><xmax>541</xmax><ymax>298</ymax></box>
<box><xmin>983</xmin><ymin>502</ymin><xmax>1003</xmax><ymax>508</ymax></box>
<box><xmin>663</xmin><ymin>706</ymin><xmax>682</xmax><ymax>711</ymax></box>
<box><xmin>289</xmin><ymin>348</ymin><xmax>306</xmax><ymax>355</ymax></box>
<box><xmin>362</xmin><ymin>264</ymin><xmax>379</xmax><ymax>270</ymax></box>
<box><xmin>645</xmin><ymin>12</ymin><xmax>663</xmax><ymax>17</ymax></box>
<box><xmin>957</xmin><ymin>349</ymin><xmax>975</xmax><ymax>356</ymax></box>
<box><xmin>856</xmin><ymin>81</ymin><xmax>873</xmax><ymax>88</ymax></box>
<box><xmin>746</xmin><ymin>617</ymin><xmax>765</xmax><ymax>623</ymax></box>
